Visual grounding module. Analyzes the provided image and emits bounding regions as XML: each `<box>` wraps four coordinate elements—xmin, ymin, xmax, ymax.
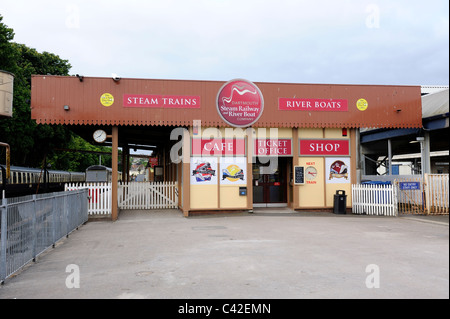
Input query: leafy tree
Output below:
<box><xmin>1</xmin><ymin>14</ymin><xmax>110</xmax><ymax>172</ymax></box>
<box><xmin>48</xmin><ymin>135</ymin><xmax>113</xmax><ymax>172</ymax></box>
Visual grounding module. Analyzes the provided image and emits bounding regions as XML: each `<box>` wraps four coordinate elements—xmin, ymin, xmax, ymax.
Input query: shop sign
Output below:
<box><xmin>279</xmin><ymin>98</ymin><xmax>348</xmax><ymax>112</ymax></box>
<box><xmin>299</xmin><ymin>139</ymin><xmax>350</xmax><ymax>156</ymax></box>
<box><xmin>123</xmin><ymin>94</ymin><xmax>200</xmax><ymax>108</ymax></box>
<box><xmin>254</xmin><ymin>139</ymin><xmax>292</xmax><ymax>156</ymax></box>
<box><xmin>216</xmin><ymin>79</ymin><xmax>264</xmax><ymax>127</ymax></box>
<box><xmin>192</xmin><ymin>138</ymin><xmax>246</xmax><ymax>156</ymax></box>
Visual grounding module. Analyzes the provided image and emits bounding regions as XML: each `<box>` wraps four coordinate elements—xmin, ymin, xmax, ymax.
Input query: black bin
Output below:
<box><xmin>333</xmin><ymin>190</ymin><xmax>347</xmax><ymax>214</ymax></box>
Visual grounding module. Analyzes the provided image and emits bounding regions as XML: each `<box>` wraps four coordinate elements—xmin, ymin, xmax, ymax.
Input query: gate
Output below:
<box><xmin>118</xmin><ymin>182</ymin><xmax>178</xmax><ymax>210</ymax></box>
<box><xmin>65</xmin><ymin>183</ymin><xmax>111</xmax><ymax>216</ymax></box>
<box><xmin>395</xmin><ymin>174</ymin><xmax>449</xmax><ymax>215</ymax></box>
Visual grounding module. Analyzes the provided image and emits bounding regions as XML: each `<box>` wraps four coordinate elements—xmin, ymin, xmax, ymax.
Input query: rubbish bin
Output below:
<box><xmin>333</xmin><ymin>190</ymin><xmax>347</xmax><ymax>214</ymax></box>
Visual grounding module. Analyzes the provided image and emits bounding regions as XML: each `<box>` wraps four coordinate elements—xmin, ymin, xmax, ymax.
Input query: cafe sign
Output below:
<box><xmin>216</xmin><ymin>79</ymin><xmax>264</xmax><ymax>127</ymax></box>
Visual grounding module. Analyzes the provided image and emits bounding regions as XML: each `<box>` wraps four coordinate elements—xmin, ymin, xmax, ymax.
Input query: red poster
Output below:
<box><xmin>279</xmin><ymin>98</ymin><xmax>348</xmax><ymax>111</ymax></box>
<box><xmin>299</xmin><ymin>139</ymin><xmax>350</xmax><ymax>156</ymax></box>
<box><xmin>123</xmin><ymin>94</ymin><xmax>200</xmax><ymax>108</ymax></box>
<box><xmin>254</xmin><ymin>139</ymin><xmax>292</xmax><ymax>156</ymax></box>
<box><xmin>192</xmin><ymin>138</ymin><xmax>246</xmax><ymax>156</ymax></box>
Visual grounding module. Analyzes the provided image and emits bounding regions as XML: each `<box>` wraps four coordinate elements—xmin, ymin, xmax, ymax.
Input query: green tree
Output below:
<box><xmin>48</xmin><ymin>135</ymin><xmax>113</xmax><ymax>172</ymax></box>
<box><xmin>0</xmin><ymin>15</ymin><xmax>73</xmax><ymax>167</ymax></box>
<box><xmin>1</xmin><ymin>15</ymin><xmax>115</xmax><ymax>172</ymax></box>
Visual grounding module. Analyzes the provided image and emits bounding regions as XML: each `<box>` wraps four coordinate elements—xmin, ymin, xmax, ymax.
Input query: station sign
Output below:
<box><xmin>216</xmin><ymin>79</ymin><xmax>264</xmax><ymax>127</ymax></box>
<box><xmin>299</xmin><ymin>139</ymin><xmax>350</xmax><ymax>156</ymax></box>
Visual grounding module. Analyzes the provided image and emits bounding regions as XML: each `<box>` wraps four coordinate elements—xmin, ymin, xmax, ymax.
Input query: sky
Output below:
<box><xmin>1</xmin><ymin>0</ymin><xmax>449</xmax><ymax>86</ymax></box>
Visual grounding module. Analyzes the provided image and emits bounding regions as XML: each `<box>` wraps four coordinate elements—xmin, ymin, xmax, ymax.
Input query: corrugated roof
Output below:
<box><xmin>31</xmin><ymin>75</ymin><xmax>422</xmax><ymax>129</ymax></box>
<box><xmin>422</xmin><ymin>88</ymin><xmax>449</xmax><ymax>118</ymax></box>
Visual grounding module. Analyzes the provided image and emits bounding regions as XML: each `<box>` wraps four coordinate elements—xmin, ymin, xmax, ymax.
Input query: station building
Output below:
<box><xmin>30</xmin><ymin>76</ymin><xmax>422</xmax><ymax>219</ymax></box>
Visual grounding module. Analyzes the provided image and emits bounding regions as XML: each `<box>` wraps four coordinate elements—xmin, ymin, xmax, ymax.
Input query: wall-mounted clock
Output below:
<box><xmin>305</xmin><ymin>166</ymin><xmax>317</xmax><ymax>180</ymax></box>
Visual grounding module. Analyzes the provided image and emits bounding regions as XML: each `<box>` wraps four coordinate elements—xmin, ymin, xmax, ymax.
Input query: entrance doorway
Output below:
<box><xmin>252</xmin><ymin>157</ymin><xmax>289</xmax><ymax>207</ymax></box>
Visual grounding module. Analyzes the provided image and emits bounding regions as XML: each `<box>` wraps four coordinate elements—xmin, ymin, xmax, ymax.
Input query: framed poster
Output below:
<box><xmin>190</xmin><ymin>157</ymin><xmax>218</xmax><ymax>185</ymax></box>
<box><xmin>220</xmin><ymin>157</ymin><xmax>247</xmax><ymax>185</ymax></box>
<box><xmin>326</xmin><ymin>157</ymin><xmax>351</xmax><ymax>184</ymax></box>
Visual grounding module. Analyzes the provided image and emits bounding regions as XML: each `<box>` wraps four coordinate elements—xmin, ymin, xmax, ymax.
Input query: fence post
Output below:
<box><xmin>1</xmin><ymin>197</ymin><xmax>7</xmax><ymax>283</ymax></box>
<box><xmin>52</xmin><ymin>193</ymin><xmax>57</xmax><ymax>248</ymax></box>
<box><xmin>32</xmin><ymin>194</ymin><xmax>37</xmax><ymax>262</ymax></box>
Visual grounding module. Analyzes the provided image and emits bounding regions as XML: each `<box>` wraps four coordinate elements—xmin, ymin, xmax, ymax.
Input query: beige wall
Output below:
<box><xmin>188</xmin><ymin>127</ymin><xmax>354</xmax><ymax>212</ymax></box>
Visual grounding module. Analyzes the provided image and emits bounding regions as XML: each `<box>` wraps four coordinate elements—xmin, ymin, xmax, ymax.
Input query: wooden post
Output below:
<box><xmin>293</xmin><ymin>127</ymin><xmax>299</xmax><ymax>209</ymax></box>
<box><xmin>182</xmin><ymin>128</ymin><xmax>190</xmax><ymax>217</ymax></box>
<box><xmin>111</xmin><ymin>126</ymin><xmax>119</xmax><ymax>221</ymax></box>
<box><xmin>246</xmin><ymin>128</ymin><xmax>253</xmax><ymax>210</ymax></box>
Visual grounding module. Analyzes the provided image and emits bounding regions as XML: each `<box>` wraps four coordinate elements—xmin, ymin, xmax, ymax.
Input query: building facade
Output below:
<box><xmin>31</xmin><ymin>76</ymin><xmax>422</xmax><ymax>218</ymax></box>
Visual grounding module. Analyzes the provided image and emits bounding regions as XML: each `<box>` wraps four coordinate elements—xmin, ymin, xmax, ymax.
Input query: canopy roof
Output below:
<box><xmin>31</xmin><ymin>75</ymin><xmax>422</xmax><ymax>129</ymax></box>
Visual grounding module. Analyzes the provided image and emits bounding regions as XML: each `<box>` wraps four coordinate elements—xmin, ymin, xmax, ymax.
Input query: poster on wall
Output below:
<box><xmin>326</xmin><ymin>157</ymin><xmax>351</xmax><ymax>184</ymax></box>
<box><xmin>220</xmin><ymin>157</ymin><xmax>247</xmax><ymax>185</ymax></box>
<box><xmin>190</xmin><ymin>157</ymin><xmax>218</xmax><ymax>185</ymax></box>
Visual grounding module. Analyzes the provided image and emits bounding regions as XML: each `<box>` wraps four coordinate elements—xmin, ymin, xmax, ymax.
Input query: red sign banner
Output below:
<box><xmin>299</xmin><ymin>139</ymin><xmax>350</xmax><ymax>156</ymax></box>
<box><xmin>216</xmin><ymin>79</ymin><xmax>264</xmax><ymax>127</ymax></box>
<box><xmin>192</xmin><ymin>138</ymin><xmax>246</xmax><ymax>156</ymax></box>
<box><xmin>279</xmin><ymin>98</ymin><xmax>348</xmax><ymax>112</ymax></box>
<box><xmin>254</xmin><ymin>139</ymin><xmax>292</xmax><ymax>156</ymax></box>
<box><xmin>123</xmin><ymin>94</ymin><xmax>200</xmax><ymax>108</ymax></box>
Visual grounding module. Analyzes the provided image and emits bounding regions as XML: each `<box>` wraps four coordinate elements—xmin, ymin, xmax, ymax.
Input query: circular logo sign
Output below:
<box><xmin>356</xmin><ymin>98</ymin><xmax>368</xmax><ymax>111</ymax></box>
<box><xmin>216</xmin><ymin>79</ymin><xmax>264</xmax><ymax>127</ymax></box>
<box><xmin>100</xmin><ymin>93</ymin><xmax>114</xmax><ymax>107</ymax></box>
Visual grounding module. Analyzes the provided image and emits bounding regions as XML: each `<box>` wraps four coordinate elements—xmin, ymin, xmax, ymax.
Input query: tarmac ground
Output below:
<box><xmin>0</xmin><ymin>208</ymin><xmax>448</xmax><ymax>299</ymax></box>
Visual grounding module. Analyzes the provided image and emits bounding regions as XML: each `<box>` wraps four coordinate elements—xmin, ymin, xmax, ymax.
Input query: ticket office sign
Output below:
<box><xmin>254</xmin><ymin>139</ymin><xmax>292</xmax><ymax>156</ymax></box>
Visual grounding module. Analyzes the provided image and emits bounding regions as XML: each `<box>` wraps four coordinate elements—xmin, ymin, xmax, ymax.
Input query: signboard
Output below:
<box><xmin>299</xmin><ymin>139</ymin><xmax>350</xmax><ymax>156</ymax></box>
<box><xmin>148</xmin><ymin>157</ymin><xmax>158</xmax><ymax>168</ymax></box>
<box><xmin>190</xmin><ymin>157</ymin><xmax>218</xmax><ymax>185</ymax></box>
<box><xmin>294</xmin><ymin>166</ymin><xmax>305</xmax><ymax>185</ymax></box>
<box><xmin>326</xmin><ymin>157</ymin><xmax>351</xmax><ymax>184</ymax></box>
<box><xmin>220</xmin><ymin>157</ymin><xmax>247</xmax><ymax>185</ymax></box>
<box><xmin>279</xmin><ymin>98</ymin><xmax>348</xmax><ymax>112</ymax></box>
<box><xmin>399</xmin><ymin>182</ymin><xmax>421</xmax><ymax>190</ymax></box>
<box><xmin>254</xmin><ymin>139</ymin><xmax>292</xmax><ymax>156</ymax></box>
<box><xmin>216</xmin><ymin>79</ymin><xmax>264</xmax><ymax>127</ymax></box>
<box><xmin>123</xmin><ymin>94</ymin><xmax>200</xmax><ymax>108</ymax></box>
<box><xmin>191</xmin><ymin>138</ymin><xmax>246</xmax><ymax>156</ymax></box>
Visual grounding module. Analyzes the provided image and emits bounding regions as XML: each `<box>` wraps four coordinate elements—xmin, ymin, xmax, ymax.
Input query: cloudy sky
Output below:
<box><xmin>1</xmin><ymin>0</ymin><xmax>448</xmax><ymax>85</ymax></box>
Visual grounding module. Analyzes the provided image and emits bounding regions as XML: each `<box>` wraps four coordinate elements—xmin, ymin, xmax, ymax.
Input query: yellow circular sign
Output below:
<box><xmin>100</xmin><ymin>93</ymin><xmax>114</xmax><ymax>107</ymax></box>
<box><xmin>225</xmin><ymin>165</ymin><xmax>242</xmax><ymax>182</ymax></box>
<box><xmin>356</xmin><ymin>98</ymin><xmax>368</xmax><ymax>111</ymax></box>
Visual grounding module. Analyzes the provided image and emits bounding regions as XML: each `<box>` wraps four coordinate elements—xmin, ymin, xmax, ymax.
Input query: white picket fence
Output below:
<box><xmin>65</xmin><ymin>181</ymin><xmax>178</xmax><ymax>215</ymax></box>
<box><xmin>118</xmin><ymin>182</ymin><xmax>178</xmax><ymax>209</ymax></box>
<box><xmin>65</xmin><ymin>182</ymin><xmax>112</xmax><ymax>215</ymax></box>
<box><xmin>352</xmin><ymin>184</ymin><xmax>398</xmax><ymax>216</ymax></box>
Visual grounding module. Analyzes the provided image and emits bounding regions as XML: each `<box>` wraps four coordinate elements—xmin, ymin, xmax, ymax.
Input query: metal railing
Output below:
<box><xmin>1</xmin><ymin>189</ymin><xmax>88</xmax><ymax>283</ymax></box>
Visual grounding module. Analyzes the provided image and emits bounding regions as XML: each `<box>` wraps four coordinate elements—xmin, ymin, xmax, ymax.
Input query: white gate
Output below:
<box><xmin>118</xmin><ymin>182</ymin><xmax>178</xmax><ymax>209</ymax></box>
<box><xmin>65</xmin><ymin>182</ymin><xmax>111</xmax><ymax>215</ymax></box>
